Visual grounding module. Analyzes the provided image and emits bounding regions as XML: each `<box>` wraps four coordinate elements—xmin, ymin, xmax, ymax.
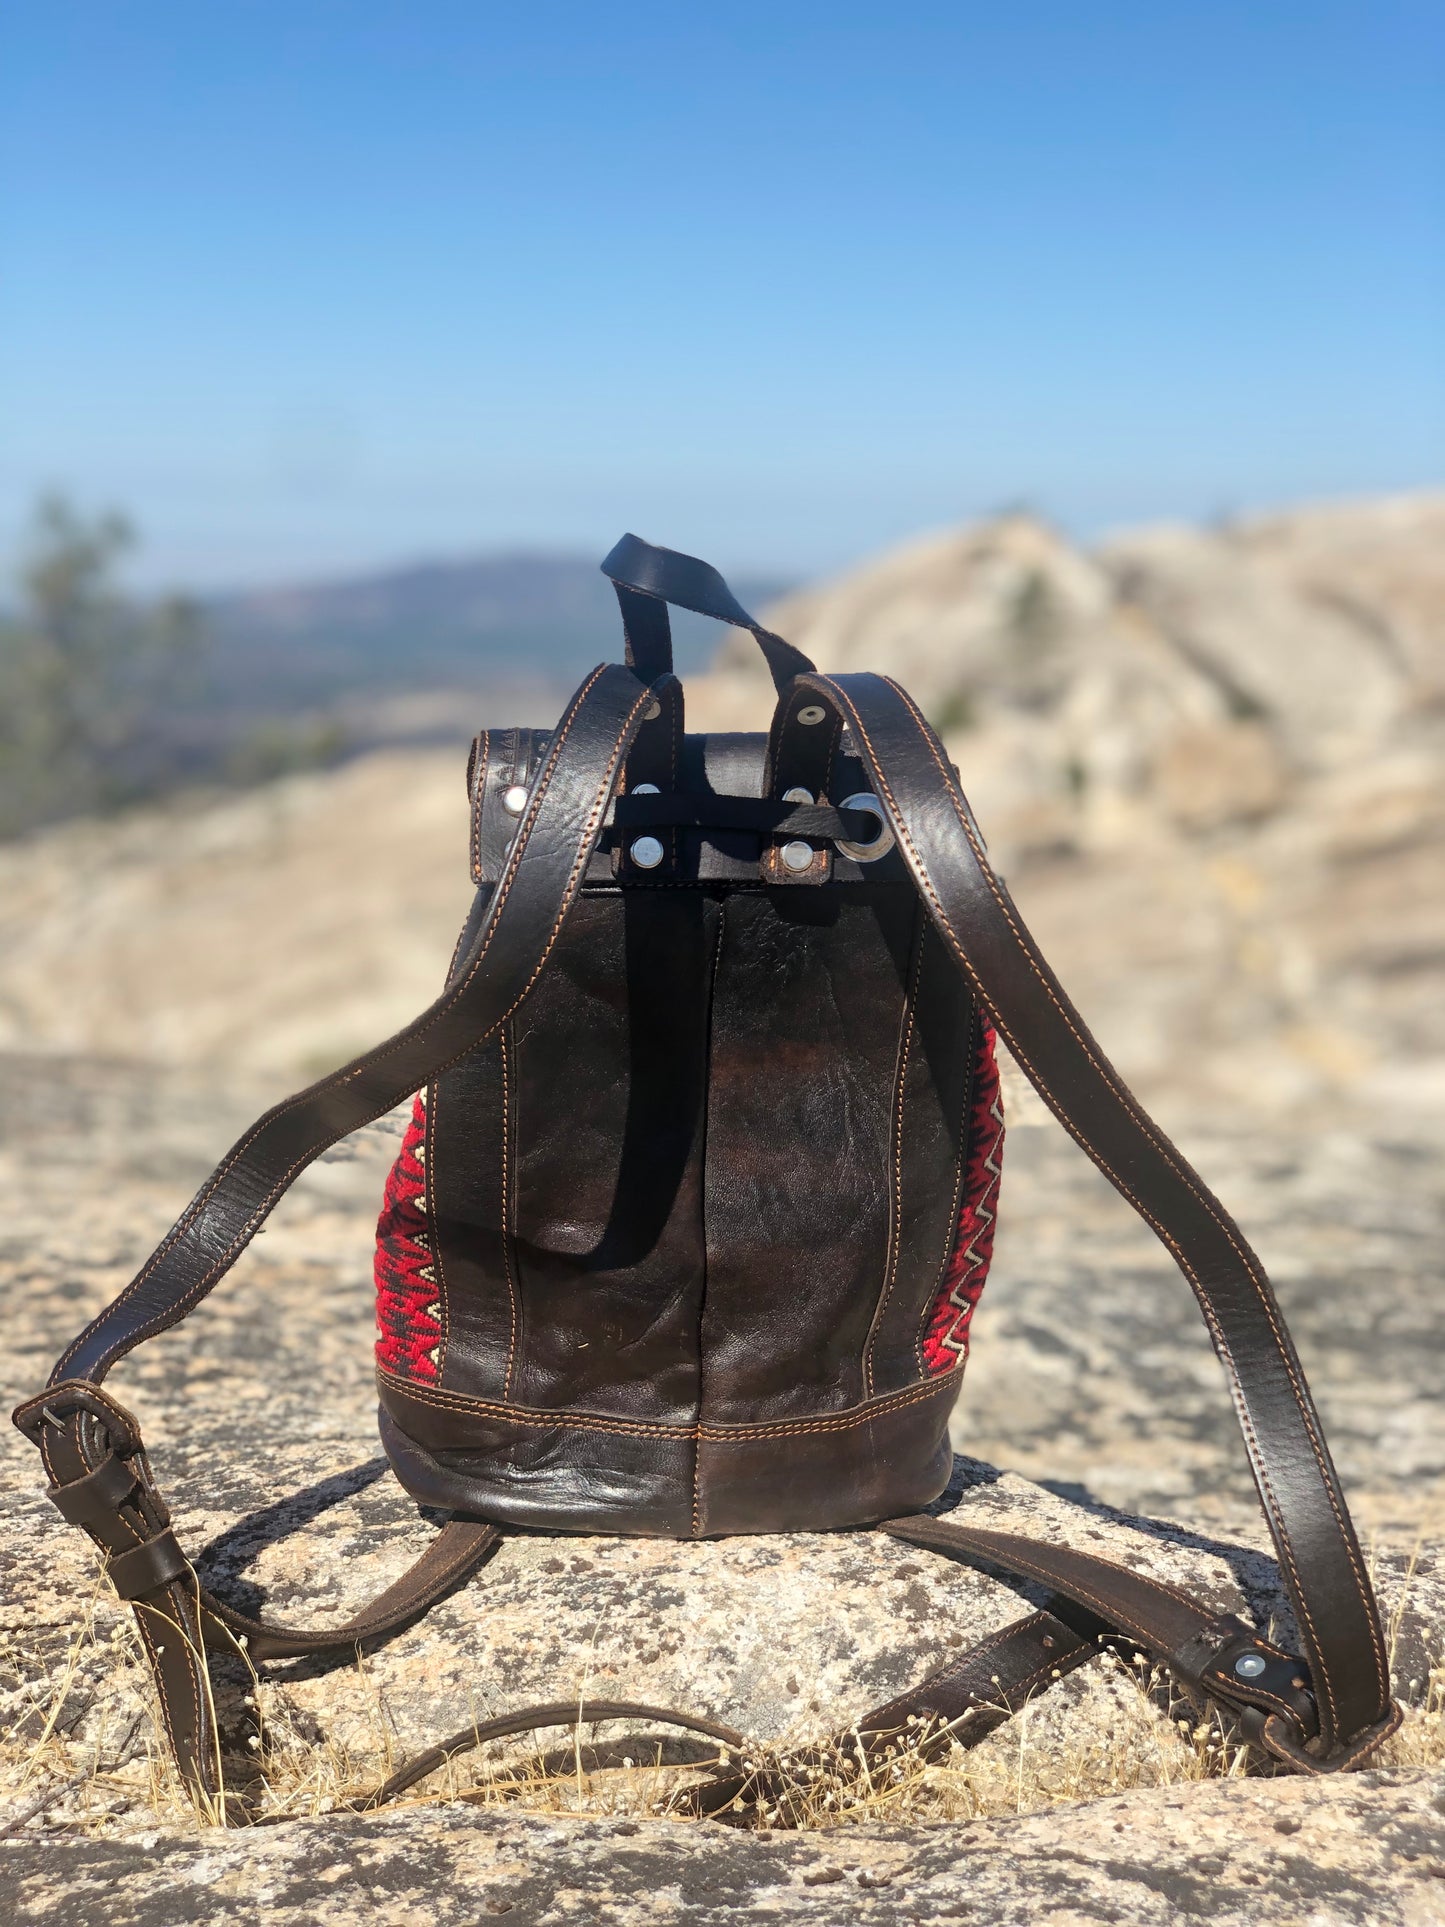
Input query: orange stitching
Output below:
<box><xmin>699</xmin><ymin>1372</ymin><xmax>958</xmax><ymax>1442</ymax></box>
<box><xmin>863</xmin><ymin>912</ymin><xmax>924</xmax><ymax>1397</ymax></box>
<box><xmin>424</xmin><ymin>1084</ymin><xmax>449</xmax><ymax>1382</ymax></box>
<box><xmin>811</xmin><ymin>672</ymin><xmax>1382</xmax><ymax>1737</ymax></box>
<box><xmin>379</xmin><ymin>1362</ymin><xmax>963</xmax><ymax>1444</ymax></box>
<box><xmin>692</xmin><ymin>901</ymin><xmax>729</xmax><ymax>1541</ymax></box>
<box><xmin>498</xmin><ymin>1027</ymin><xmax>520</xmax><ymax>1401</ymax></box>
<box><xmin>918</xmin><ymin>975</ymin><xmax>976</xmax><ymax>1379</ymax></box>
<box><xmin>382</xmin><ymin>1371</ymin><xmax>697</xmax><ymax>1440</ymax></box>
<box><xmin>66</xmin><ymin>668</ymin><xmax>611</xmax><ymax>1358</ymax></box>
<box><xmin>876</xmin><ymin>673</ymin><xmax>1384</xmax><ymax>1722</ymax></box>
<box><xmin>469</xmin><ymin>731</ymin><xmax>490</xmax><ymax>884</ymax></box>
<box><xmin>937</xmin><ymin>1521</ymin><xmax>1208</xmax><ymax>1617</ymax></box>
<box><xmin>57</xmin><ymin>667</ymin><xmax>649</xmax><ymax>1386</ymax></box>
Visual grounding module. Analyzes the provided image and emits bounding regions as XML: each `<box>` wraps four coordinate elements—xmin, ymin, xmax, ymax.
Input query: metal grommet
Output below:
<box><xmin>1234</xmin><ymin>1652</ymin><xmax>1268</xmax><ymax>1680</ymax></box>
<box><xmin>780</xmin><ymin>840</ymin><xmax>815</xmax><ymax>873</ymax></box>
<box><xmin>630</xmin><ymin>836</ymin><xmax>665</xmax><ymax>870</ymax></box>
<box><xmin>501</xmin><ymin>784</ymin><xmax>528</xmax><ymax>816</ymax></box>
<box><xmin>797</xmin><ymin>704</ymin><xmax>826</xmax><ymax>726</ymax></box>
<box><xmin>643</xmin><ymin>698</ymin><xmax>662</xmax><ymax>721</ymax></box>
<box><xmin>782</xmin><ymin>787</ymin><xmax>813</xmax><ymax>805</ymax></box>
<box><xmin>835</xmin><ymin>792</ymin><xmax>894</xmax><ymax>863</ymax></box>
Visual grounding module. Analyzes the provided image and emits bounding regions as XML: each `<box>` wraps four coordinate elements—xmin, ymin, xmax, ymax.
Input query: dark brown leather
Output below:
<box><xmin>773</xmin><ymin>668</ymin><xmax>1396</xmax><ymax>1757</ymax></box>
<box><xmin>15</xmin><ymin>535</ymin><xmax>1397</xmax><ymax>1821</ymax></box>
<box><xmin>50</xmin><ymin>660</ymin><xmax>657</xmax><ymax>1390</ymax></box>
<box><xmin>377</xmin><ymin>1363</ymin><xmax>962</xmax><ymax>1537</ymax></box>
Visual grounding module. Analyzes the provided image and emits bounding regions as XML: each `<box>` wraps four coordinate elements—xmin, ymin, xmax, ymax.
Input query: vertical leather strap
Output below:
<box><xmin>13</xmin><ymin>659</ymin><xmax>659</xmax><ymax>1816</ymax></box>
<box><xmin>767</xmin><ymin>669</ymin><xmax>1395</xmax><ymax>1763</ymax></box>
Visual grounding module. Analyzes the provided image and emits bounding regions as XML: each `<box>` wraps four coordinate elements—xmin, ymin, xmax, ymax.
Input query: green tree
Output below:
<box><xmin>0</xmin><ymin>495</ymin><xmax>200</xmax><ymax>835</ymax></box>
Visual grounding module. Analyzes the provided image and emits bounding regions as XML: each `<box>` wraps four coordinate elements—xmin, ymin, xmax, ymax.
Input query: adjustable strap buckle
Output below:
<box><xmin>1173</xmin><ymin>1610</ymin><xmax>1321</xmax><ymax>1755</ymax></box>
<box><xmin>13</xmin><ymin>1379</ymin><xmax>144</xmax><ymax>1456</ymax></box>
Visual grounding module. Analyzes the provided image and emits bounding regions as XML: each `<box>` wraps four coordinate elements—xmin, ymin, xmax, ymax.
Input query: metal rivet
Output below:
<box><xmin>1234</xmin><ymin>1652</ymin><xmax>1268</xmax><ymax>1680</ymax></box>
<box><xmin>631</xmin><ymin>782</ymin><xmax>660</xmax><ymax>795</ymax></box>
<box><xmin>797</xmin><ymin>705</ymin><xmax>826</xmax><ymax>726</ymax></box>
<box><xmin>501</xmin><ymin>784</ymin><xmax>528</xmax><ymax>815</ymax></box>
<box><xmin>630</xmin><ymin>836</ymin><xmax>664</xmax><ymax>869</ymax></box>
<box><xmin>782</xmin><ymin>786</ymin><xmax>813</xmax><ymax>805</ymax></box>
<box><xmin>643</xmin><ymin>698</ymin><xmax>662</xmax><ymax>721</ymax></box>
<box><xmin>780</xmin><ymin>840</ymin><xmax>814</xmax><ymax>873</ymax></box>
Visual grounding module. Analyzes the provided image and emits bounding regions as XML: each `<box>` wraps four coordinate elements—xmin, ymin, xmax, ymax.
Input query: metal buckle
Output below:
<box><xmin>13</xmin><ymin>1381</ymin><xmax>142</xmax><ymax>1454</ymax></box>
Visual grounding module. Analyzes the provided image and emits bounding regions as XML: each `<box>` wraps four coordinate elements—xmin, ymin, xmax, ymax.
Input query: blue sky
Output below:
<box><xmin>2</xmin><ymin>2</ymin><xmax>1441</xmax><ymax>588</ymax></box>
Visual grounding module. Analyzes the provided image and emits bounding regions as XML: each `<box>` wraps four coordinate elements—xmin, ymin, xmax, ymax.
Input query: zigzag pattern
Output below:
<box><xmin>374</xmin><ymin>1092</ymin><xmax>444</xmax><ymax>1382</ymax></box>
<box><xmin>921</xmin><ymin>1017</ymin><xmax>1005</xmax><ymax>1373</ymax></box>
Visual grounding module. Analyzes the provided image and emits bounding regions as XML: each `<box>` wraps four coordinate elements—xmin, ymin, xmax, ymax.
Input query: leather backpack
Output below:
<box><xmin>15</xmin><ymin>537</ymin><xmax>1401</xmax><ymax>1820</ymax></box>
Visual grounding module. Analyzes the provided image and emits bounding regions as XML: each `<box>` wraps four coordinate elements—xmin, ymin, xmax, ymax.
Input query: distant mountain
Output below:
<box><xmin>204</xmin><ymin>550</ymin><xmax>796</xmax><ymax>714</ymax></box>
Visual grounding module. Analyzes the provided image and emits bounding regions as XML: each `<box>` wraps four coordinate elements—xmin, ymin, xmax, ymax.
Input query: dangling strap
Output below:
<box><xmin>763</xmin><ymin>669</ymin><xmax>1399</xmax><ymax>1771</ymax></box>
<box><xmin>12</xmin><ymin>661</ymin><xmax>663</xmax><ymax>1819</ymax></box>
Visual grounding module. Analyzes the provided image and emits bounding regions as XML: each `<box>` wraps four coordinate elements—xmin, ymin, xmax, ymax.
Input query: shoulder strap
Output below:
<box><xmin>770</xmin><ymin>670</ymin><xmax>1398</xmax><ymax>1769</ymax></box>
<box><xmin>13</xmin><ymin>661</ymin><xmax>659</xmax><ymax>1818</ymax></box>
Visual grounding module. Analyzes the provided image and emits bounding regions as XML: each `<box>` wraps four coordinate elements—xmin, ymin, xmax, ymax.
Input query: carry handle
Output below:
<box><xmin>601</xmin><ymin>533</ymin><xmax>814</xmax><ymax>695</ymax></box>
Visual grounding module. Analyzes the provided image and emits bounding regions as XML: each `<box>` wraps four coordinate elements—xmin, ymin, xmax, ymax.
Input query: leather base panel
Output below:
<box><xmin>691</xmin><ymin>1369</ymin><xmax>961</xmax><ymax>1536</ymax></box>
<box><xmin>379</xmin><ymin>1368</ymin><xmax>962</xmax><ymax>1538</ymax></box>
<box><xmin>379</xmin><ymin>1404</ymin><xmax>697</xmax><ymax>1537</ymax></box>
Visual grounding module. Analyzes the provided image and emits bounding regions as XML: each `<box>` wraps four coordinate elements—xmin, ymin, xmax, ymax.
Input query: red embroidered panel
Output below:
<box><xmin>374</xmin><ymin>1092</ymin><xmax>443</xmax><ymax>1382</ymax></box>
<box><xmin>921</xmin><ymin>1017</ymin><xmax>1005</xmax><ymax>1373</ymax></box>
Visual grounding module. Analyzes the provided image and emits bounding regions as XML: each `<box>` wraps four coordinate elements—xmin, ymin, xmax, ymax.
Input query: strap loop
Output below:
<box><xmin>601</xmin><ymin>534</ymin><xmax>814</xmax><ymax>695</ymax></box>
<box><xmin>108</xmin><ymin>1528</ymin><xmax>190</xmax><ymax>1600</ymax></box>
<box><xmin>46</xmin><ymin>1452</ymin><xmax>139</xmax><ymax>1530</ymax></box>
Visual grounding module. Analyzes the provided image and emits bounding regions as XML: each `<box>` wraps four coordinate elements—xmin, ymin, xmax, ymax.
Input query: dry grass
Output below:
<box><xmin>3</xmin><ymin>1553</ymin><xmax>1441</xmax><ymax>1840</ymax></box>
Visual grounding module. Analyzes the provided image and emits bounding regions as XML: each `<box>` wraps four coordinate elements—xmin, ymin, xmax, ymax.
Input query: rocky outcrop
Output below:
<box><xmin>7</xmin><ymin>1769</ymin><xmax>1445</xmax><ymax>1926</ymax></box>
<box><xmin>1</xmin><ymin>1057</ymin><xmax>1441</xmax><ymax>1910</ymax></box>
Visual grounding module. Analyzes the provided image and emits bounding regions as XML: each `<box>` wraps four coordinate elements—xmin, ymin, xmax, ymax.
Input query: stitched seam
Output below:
<box><xmin>818</xmin><ymin>675</ymin><xmax>1378</xmax><ymax>1737</ymax></box>
<box><xmin>917</xmin><ymin>1613</ymin><xmax>1053</xmax><ymax>1690</ymax></box>
<box><xmin>58</xmin><ymin>669</ymin><xmax>611</xmax><ymax>1370</ymax></box>
<box><xmin>864</xmin><ymin>912</ymin><xmax>924</xmax><ymax>1398</ymax></box>
<box><xmin>865</xmin><ymin>1613</ymin><xmax>1057</xmax><ymax>1725</ymax></box>
<box><xmin>58</xmin><ymin>667</ymin><xmax>649</xmax><ymax>1384</ymax></box>
<box><xmin>692</xmin><ymin>900</ymin><xmax>728</xmax><ymax>1541</ymax></box>
<box><xmin>696</xmin><ymin>1370</ymin><xmax>957</xmax><ymax>1440</ymax></box>
<box><xmin>499</xmin><ymin>1027</ymin><xmax>520</xmax><ymax>1402</ymax></box>
<box><xmin>380</xmin><ymin>1363</ymin><xmax>962</xmax><ymax>1442</ymax></box>
<box><xmin>877</xmin><ymin>674</ymin><xmax>1383</xmax><ymax>1720</ymax></box>
<box><xmin>469</xmin><ymin>732</ymin><xmax>490</xmax><ymax>884</ymax></box>
<box><xmin>919</xmin><ymin>999</ymin><xmax>977</xmax><ymax>1378</ymax></box>
<box><xmin>950</xmin><ymin>1525</ymin><xmax>1208</xmax><ymax>1617</ymax></box>
<box><xmin>994</xmin><ymin>1651</ymin><xmax>1074</xmax><ymax>1706</ymax></box>
<box><xmin>1204</xmin><ymin>1671</ymin><xmax>1306</xmax><ymax>1722</ymax></box>
<box><xmin>134</xmin><ymin>1610</ymin><xmax>191</xmax><ymax>1780</ymax></box>
<box><xmin>425</xmin><ymin>1082</ymin><xmax>449</xmax><ymax>1383</ymax></box>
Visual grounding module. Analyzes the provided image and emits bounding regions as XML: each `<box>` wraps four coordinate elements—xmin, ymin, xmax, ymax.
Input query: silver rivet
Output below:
<box><xmin>643</xmin><ymin>698</ymin><xmax>662</xmax><ymax>721</ymax></box>
<box><xmin>782</xmin><ymin>787</ymin><xmax>813</xmax><ymax>805</ymax></box>
<box><xmin>798</xmin><ymin>705</ymin><xmax>826</xmax><ymax>726</ymax></box>
<box><xmin>630</xmin><ymin>836</ymin><xmax>664</xmax><ymax>869</ymax></box>
<box><xmin>1234</xmin><ymin>1651</ymin><xmax>1268</xmax><ymax>1680</ymax></box>
<box><xmin>780</xmin><ymin>840</ymin><xmax>814</xmax><ymax>873</ymax></box>
<box><xmin>631</xmin><ymin>782</ymin><xmax>660</xmax><ymax>795</ymax></box>
<box><xmin>501</xmin><ymin>784</ymin><xmax>528</xmax><ymax>815</ymax></box>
